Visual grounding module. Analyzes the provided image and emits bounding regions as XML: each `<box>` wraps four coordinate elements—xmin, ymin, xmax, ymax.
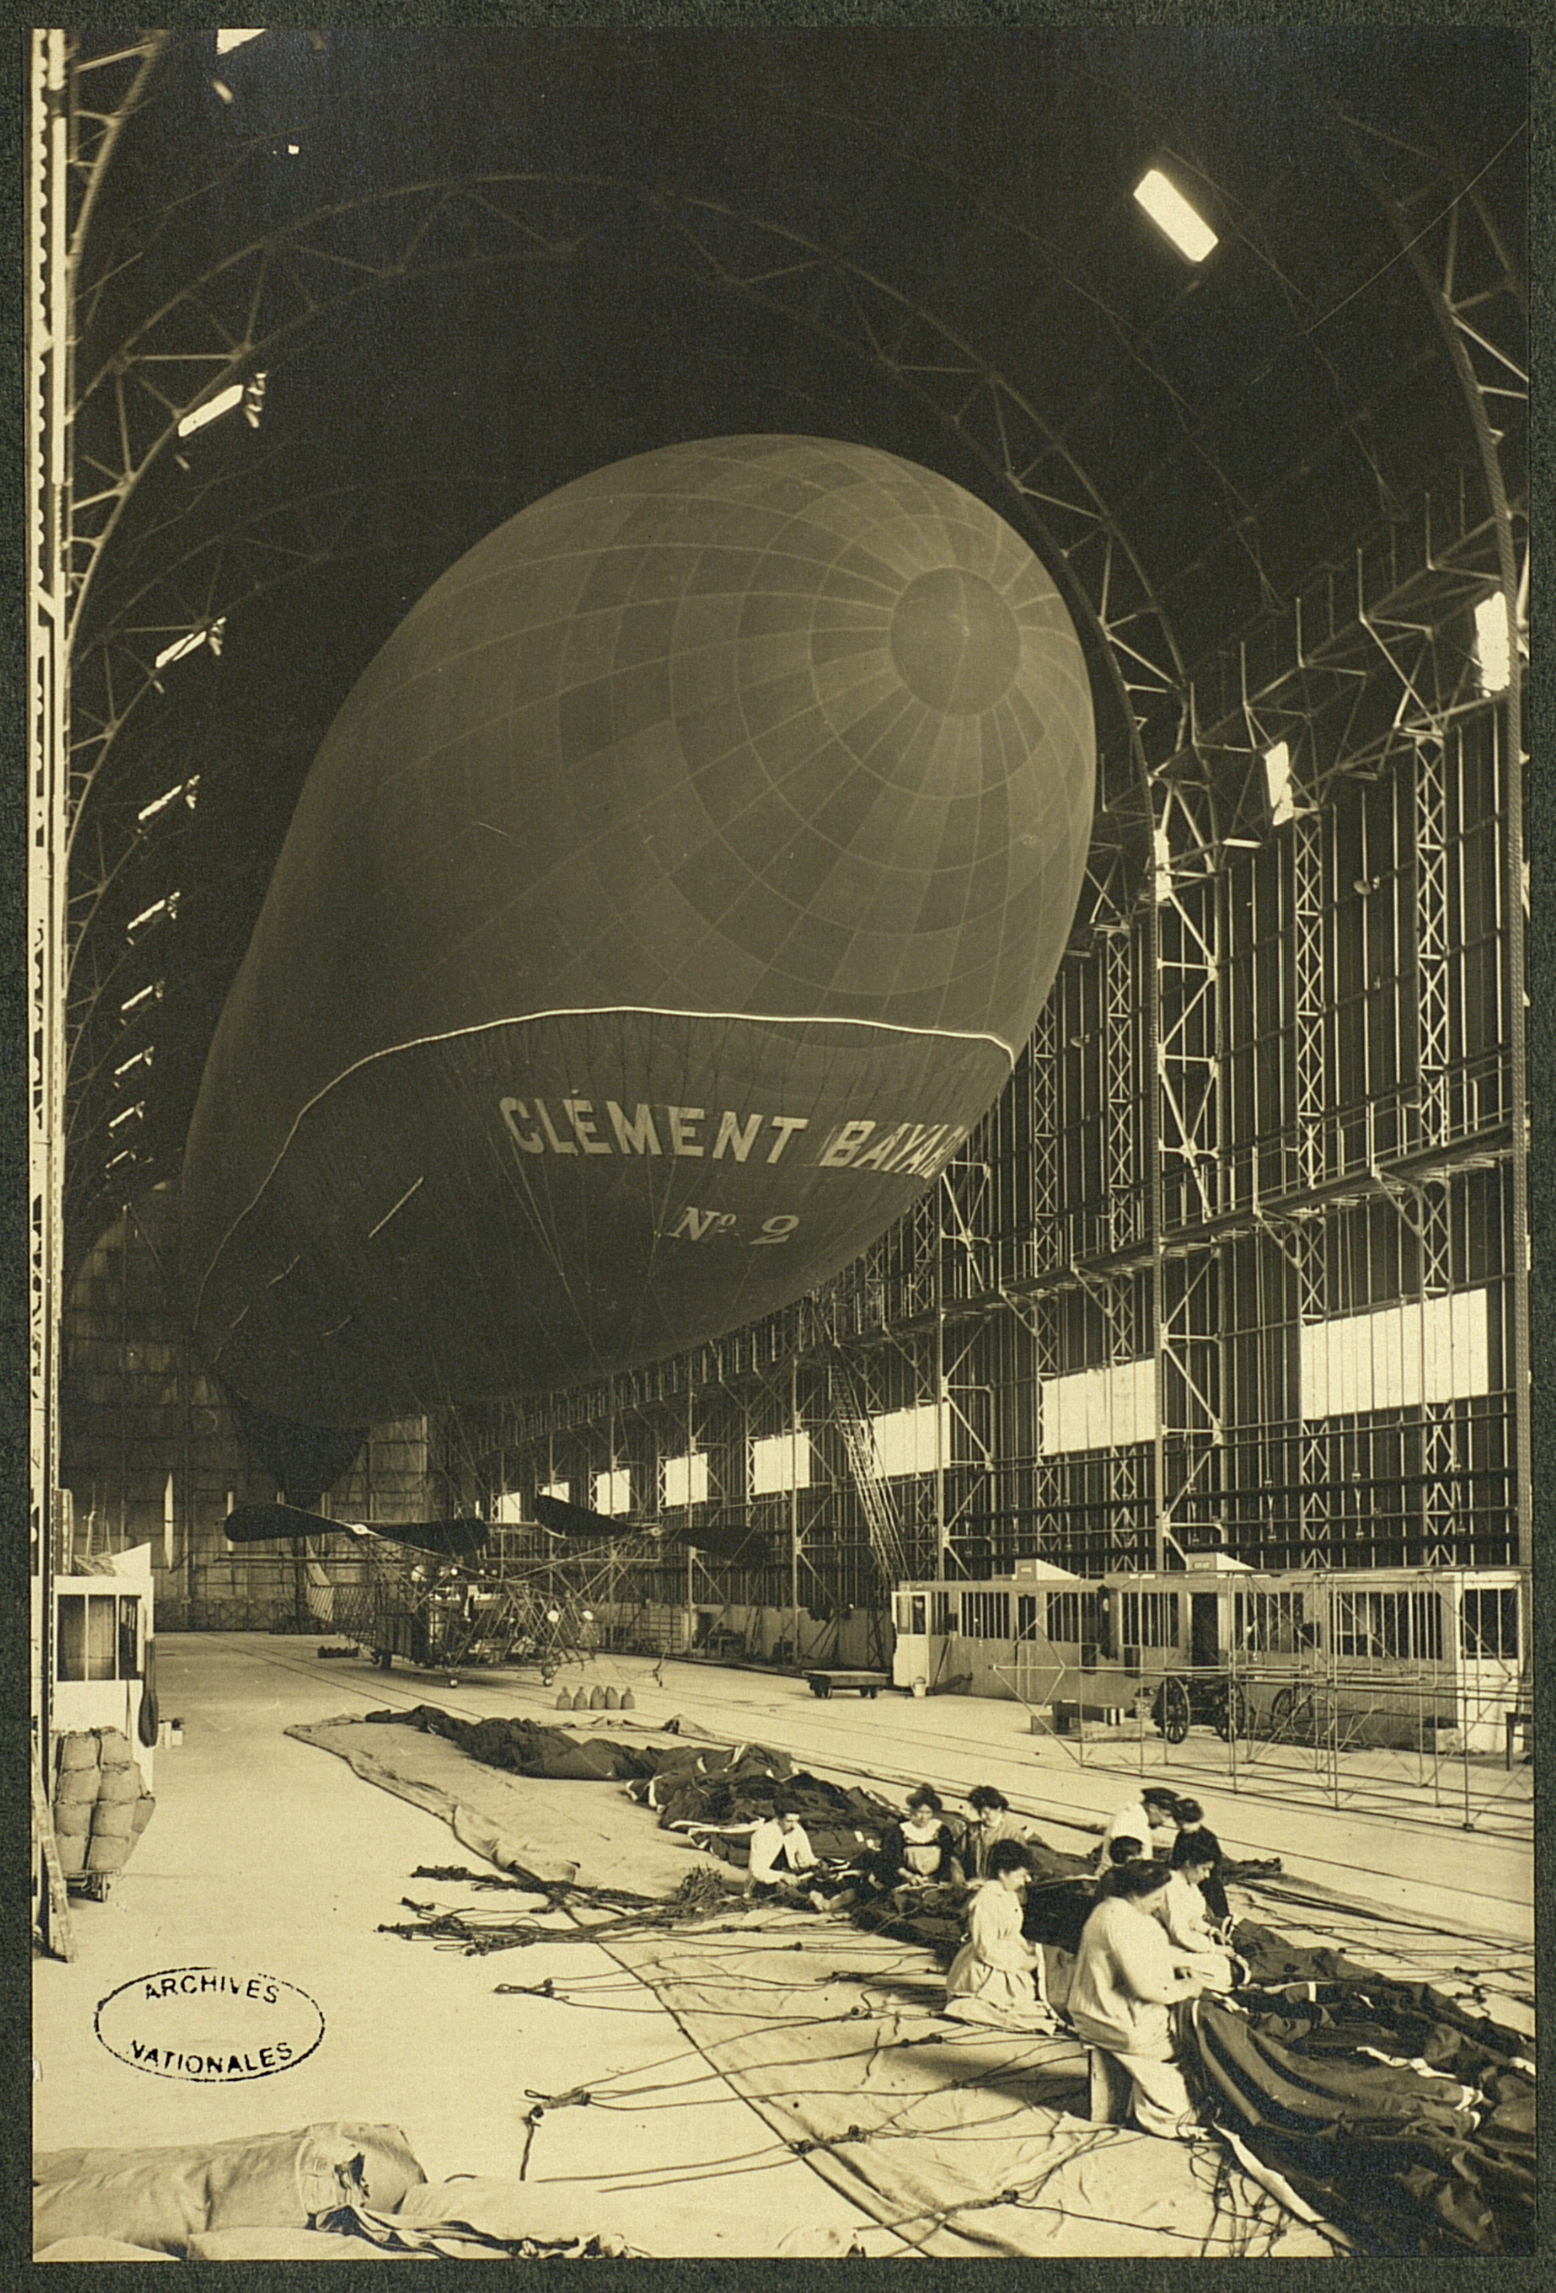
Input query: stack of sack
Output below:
<box><xmin>52</xmin><ymin>1728</ymin><xmax>155</xmax><ymax>1879</ymax></box>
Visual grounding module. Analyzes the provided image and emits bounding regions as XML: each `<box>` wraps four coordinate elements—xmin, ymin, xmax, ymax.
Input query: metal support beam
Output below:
<box><xmin>29</xmin><ymin>32</ymin><xmax>72</xmax><ymax>1849</ymax></box>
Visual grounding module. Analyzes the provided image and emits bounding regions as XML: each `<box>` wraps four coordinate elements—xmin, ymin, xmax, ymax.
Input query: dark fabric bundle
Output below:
<box><xmin>654</xmin><ymin>1756</ymin><xmax>897</xmax><ymax>1868</ymax></box>
<box><xmin>1185</xmin><ymin>1987</ymin><xmax>1535</xmax><ymax>2255</ymax></box>
<box><xmin>363</xmin><ymin>1704</ymin><xmax>660</xmax><ymax>1782</ymax></box>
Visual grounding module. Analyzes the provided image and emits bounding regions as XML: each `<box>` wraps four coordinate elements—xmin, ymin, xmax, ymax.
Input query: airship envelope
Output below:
<box><xmin>181</xmin><ymin>436</ymin><xmax>1095</xmax><ymax>1427</ymax></box>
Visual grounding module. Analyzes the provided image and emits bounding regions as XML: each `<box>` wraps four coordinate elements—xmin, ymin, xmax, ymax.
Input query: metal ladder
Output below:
<box><xmin>829</xmin><ymin>1353</ymin><xmax>910</xmax><ymax>1588</ymax></box>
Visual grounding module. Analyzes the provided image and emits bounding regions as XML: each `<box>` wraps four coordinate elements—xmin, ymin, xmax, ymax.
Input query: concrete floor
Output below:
<box><xmin>34</xmin><ymin>1633</ymin><xmax>1534</xmax><ymax>2255</ymax></box>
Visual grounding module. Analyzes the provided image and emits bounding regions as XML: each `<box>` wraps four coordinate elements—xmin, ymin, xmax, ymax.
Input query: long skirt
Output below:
<box><xmin>944</xmin><ymin>1946</ymin><xmax>1056</xmax><ymax>2032</ymax></box>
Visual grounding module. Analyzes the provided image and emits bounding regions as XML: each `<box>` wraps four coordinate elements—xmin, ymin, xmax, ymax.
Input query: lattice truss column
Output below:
<box><xmin>1291</xmin><ymin>806</ymin><xmax>1330</xmax><ymax>1195</ymax></box>
<box><xmin>1413</xmin><ymin>730</ymin><xmax>1454</xmax><ymax>1151</ymax></box>
<box><xmin>1154</xmin><ymin>1251</ymin><xmax>1223</xmax><ymax>1563</ymax></box>
<box><xmin>1027</xmin><ymin>996</ymin><xmax>1061</xmax><ymax>1285</ymax></box>
<box><xmin>1379</xmin><ymin>1177</ymin><xmax>1464</xmax><ymax>1567</ymax></box>
<box><xmin>1151</xmin><ymin>778</ymin><xmax>1224</xmax><ymax>1232</ymax></box>
<box><xmin>1100</xmin><ymin>925</ymin><xmax>1143</xmax><ymax>1254</ymax></box>
<box><xmin>1291</xmin><ymin>1216</ymin><xmax>1332</xmax><ymax>1566</ymax></box>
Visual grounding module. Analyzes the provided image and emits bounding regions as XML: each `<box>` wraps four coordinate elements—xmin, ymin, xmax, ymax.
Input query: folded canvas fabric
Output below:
<box><xmin>34</xmin><ymin>2237</ymin><xmax>177</xmax><ymax>2261</ymax></box>
<box><xmin>330</xmin><ymin>2178</ymin><xmax>636</xmax><ymax>2258</ymax></box>
<box><xmin>34</xmin><ymin>2124</ymin><xmax>426</xmax><ymax>2255</ymax></box>
<box><xmin>184</xmin><ymin>2227</ymin><xmax>410</xmax><ymax>2260</ymax></box>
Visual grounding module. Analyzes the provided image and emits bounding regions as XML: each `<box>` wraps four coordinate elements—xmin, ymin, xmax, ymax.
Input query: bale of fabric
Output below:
<box><xmin>33</xmin><ymin>2124</ymin><xmax>426</xmax><ymax>2256</ymax></box>
<box><xmin>95</xmin><ymin>1727</ymin><xmax>137</xmax><ymax>1768</ymax></box>
<box><xmin>87</xmin><ymin>1800</ymin><xmax>136</xmax><ymax>1841</ymax></box>
<box><xmin>52</xmin><ymin>1826</ymin><xmax>90</xmax><ymax>1876</ymax></box>
<box><xmin>55</xmin><ymin>1733</ymin><xmax>100</xmax><ymax>1774</ymax></box>
<box><xmin>93</xmin><ymin>1763</ymin><xmax>141</xmax><ymax>1807</ymax></box>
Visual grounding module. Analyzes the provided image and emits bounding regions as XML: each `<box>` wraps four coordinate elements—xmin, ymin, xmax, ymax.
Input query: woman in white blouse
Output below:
<box><xmin>944</xmin><ymin>1838</ymin><xmax>1056</xmax><ymax>2031</ymax></box>
<box><xmin>1068</xmin><ymin>1860</ymin><xmax>1211</xmax><ymax>2137</ymax></box>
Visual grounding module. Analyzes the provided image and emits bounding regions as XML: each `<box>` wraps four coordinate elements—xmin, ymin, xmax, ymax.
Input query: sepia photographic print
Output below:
<box><xmin>26</xmin><ymin>23</ymin><xmax>1534</xmax><ymax>2264</ymax></box>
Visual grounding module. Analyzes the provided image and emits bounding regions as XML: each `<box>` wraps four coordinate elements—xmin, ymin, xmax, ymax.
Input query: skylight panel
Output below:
<box><xmin>1474</xmin><ymin>594</ymin><xmax>1512</xmax><ymax>695</ymax></box>
<box><xmin>178</xmin><ymin>383</ymin><xmax>245</xmax><ymax>438</ymax></box>
<box><xmin>1133</xmin><ymin>168</ymin><xmax>1218</xmax><ymax>263</ymax></box>
<box><xmin>1263</xmin><ymin>740</ymin><xmax>1296</xmax><ymax>826</ymax></box>
<box><xmin>137</xmin><ymin>775</ymin><xmax>200</xmax><ymax>825</ymax></box>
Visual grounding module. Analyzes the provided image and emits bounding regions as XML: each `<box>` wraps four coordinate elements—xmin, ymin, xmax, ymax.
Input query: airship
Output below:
<box><xmin>180</xmin><ymin>435</ymin><xmax>1095</xmax><ymax>1453</ymax></box>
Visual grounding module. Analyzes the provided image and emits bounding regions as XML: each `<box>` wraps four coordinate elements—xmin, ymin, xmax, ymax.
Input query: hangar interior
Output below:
<box><xmin>28</xmin><ymin>29</ymin><xmax>1533</xmax><ymax>2264</ymax></box>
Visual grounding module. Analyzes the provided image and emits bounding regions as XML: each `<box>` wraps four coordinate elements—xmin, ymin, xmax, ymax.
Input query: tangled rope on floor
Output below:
<box><xmin>381</xmin><ymin>1862</ymin><xmax>738</xmax><ymax>1953</ymax></box>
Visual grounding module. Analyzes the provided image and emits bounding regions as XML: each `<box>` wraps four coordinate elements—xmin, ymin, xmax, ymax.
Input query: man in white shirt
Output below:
<box><xmin>744</xmin><ymin>1808</ymin><xmax>819</xmax><ymax>1898</ymax></box>
<box><xmin>1098</xmin><ymin>1785</ymin><xmax>1180</xmax><ymax>1863</ymax></box>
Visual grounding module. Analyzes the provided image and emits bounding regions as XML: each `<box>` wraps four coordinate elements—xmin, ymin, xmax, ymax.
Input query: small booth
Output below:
<box><xmin>51</xmin><ymin>1543</ymin><xmax>156</xmax><ymax>1794</ymax></box>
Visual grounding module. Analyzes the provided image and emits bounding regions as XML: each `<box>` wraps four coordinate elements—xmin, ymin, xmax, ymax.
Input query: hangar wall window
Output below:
<box><xmin>593</xmin><ymin>1469</ymin><xmax>632</xmax><ymax>1517</ymax></box>
<box><xmin>1300</xmin><ymin>1289</ymin><xmax>1489</xmax><ymax>1417</ymax></box>
<box><xmin>1041</xmin><ymin>1359</ymin><xmax>1155</xmax><ymax>1453</ymax></box>
<box><xmin>492</xmin><ymin>1491</ymin><xmax>527</xmax><ymax>1525</ymax></box>
<box><xmin>750</xmin><ymin>1431</ymin><xmax>813</xmax><ymax>1496</ymax></box>
<box><xmin>539</xmin><ymin>1479</ymin><xmax>570</xmax><ymax>1505</ymax></box>
<box><xmin>1460</xmin><ymin>1586</ymin><xmax>1519</xmax><ymax>1660</ymax></box>
<box><xmin>662</xmin><ymin>1452</ymin><xmax>709</xmax><ymax>1508</ymax></box>
<box><xmin>868</xmin><ymin>1401</ymin><xmax>950</xmax><ymax>1478</ymax></box>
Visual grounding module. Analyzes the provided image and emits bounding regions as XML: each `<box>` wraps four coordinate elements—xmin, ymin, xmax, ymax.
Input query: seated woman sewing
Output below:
<box><xmin>1162</xmin><ymin>1829</ymin><xmax>1238</xmax><ymax>1992</ymax></box>
<box><xmin>1068</xmin><ymin>1860</ymin><xmax>1212</xmax><ymax>2140</ymax></box>
<box><xmin>944</xmin><ymin>1838</ymin><xmax>1058</xmax><ymax>2032</ymax></box>
<box><xmin>870</xmin><ymin>1785</ymin><xmax>964</xmax><ymax>1900</ymax></box>
<box><xmin>743</xmin><ymin>1807</ymin><xmax>820</xmax><ymax>1900</ymax></box>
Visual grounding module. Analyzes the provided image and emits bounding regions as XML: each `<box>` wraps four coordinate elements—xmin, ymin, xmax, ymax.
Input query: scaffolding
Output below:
<box><xmin>1001</xmin><ymin>1566</ymin><xmax>1532</xmax><ymax>1841</ymax></box>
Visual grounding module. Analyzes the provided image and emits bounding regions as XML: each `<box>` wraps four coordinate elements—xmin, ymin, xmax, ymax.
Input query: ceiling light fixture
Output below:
<box><xmin>1133</xmin><ymin>167</ymin><xmax>1218</xmax><ymax>263</ymax></box>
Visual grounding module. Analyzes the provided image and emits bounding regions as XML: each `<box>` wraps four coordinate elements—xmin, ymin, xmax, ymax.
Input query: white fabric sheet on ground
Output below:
<box><xmin>596</xmin><ymin>1919</ymin><xmax>1337</xmax><ymax>2257</ymax></box>
<box><xmin>288</xmin><ymin>1707</ymin><xmax>1339</xmax><ymax>2256</ymax></box>
<box><xmin>286</xmin><ymin>1714</ymin><xmax>710</xmax><ymax>1894</ymax></box>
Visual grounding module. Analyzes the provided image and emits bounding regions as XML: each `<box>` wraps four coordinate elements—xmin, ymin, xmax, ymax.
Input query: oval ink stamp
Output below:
<box><xmin>94</xmin><ymin>1968</ymin><xmax>324</xmax><ymax>2081</ymax></box>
